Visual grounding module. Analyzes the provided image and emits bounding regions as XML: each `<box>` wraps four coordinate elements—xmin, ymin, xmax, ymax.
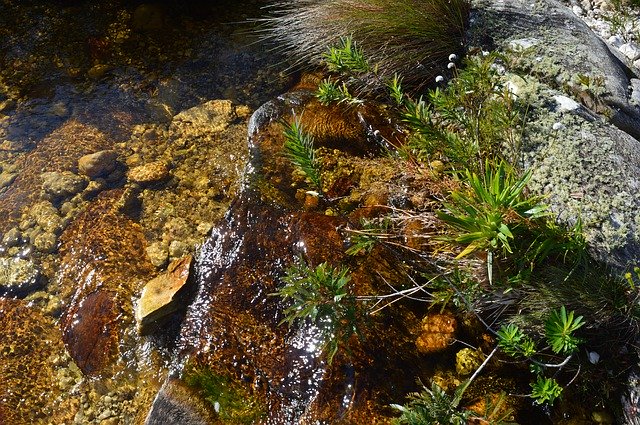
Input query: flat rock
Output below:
<box><xmin>136</xmin><ymin>255</ymin><xmax>193</xmax><ymax>335</ymax></box>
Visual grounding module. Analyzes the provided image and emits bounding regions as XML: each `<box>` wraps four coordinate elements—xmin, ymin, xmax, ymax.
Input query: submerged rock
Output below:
<box><xmin>78</xmin><ymin>150</ymin><xmax>118</xmax><ymax>179</ymax></box>
<box><xmin>0</xmin><ymin>120</ymin><xmax>112</xmax><ymax>235</ymax></box>
<box><xmin>0</xmin><ymin>298</ymin><xmax>78</xmax><ymax>424</ymax></box>
<box><xmin>57</xmin><ymin>189</ymin><xmax>155</xmax><ymax>376</ymax></box>
<box><xmin>143</xmin><ymin>90</ymin><xmax>429</xmax><ymax>423</ymax></box>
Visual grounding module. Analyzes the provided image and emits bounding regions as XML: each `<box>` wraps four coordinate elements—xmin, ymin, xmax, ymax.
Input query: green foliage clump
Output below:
<box><xmin>497</xmin><ymin>306</ymin><xmax>584</xmax><ymax>406</ymax></box>
<box><xmin>345</xmin><ymin>217</ymin><xmax>391</xmax><ymax>256</ymax></box>
<box><xmin>530</xmin><ymin>376</ymin><xmax>563</xmax><ymax>406</ymax></box>
<box><xmin>391</xmin><ymin>382</ymin><xmax>469</xmax><ymax>425</ymax></box>
<box><xmin>282</xmin><ymin>117</ymin><xmax>323</xmax><ymax>192</ymax></box>
<box><xmin>183</xmin><ymin>366</ymin><xmax>265</xmax><ymax>424</ymax></box>
<box><xmin>316</xmin><ymin>78</ymin><xmax>363</xmax><ymax>105</ymax></box>
<box><xmin>275</xmin><ymin>259</ymin><xmax>361</xmax><ymax>363</ymax></box>
<box><xmin>544</xmin><ymin>306</ymin><xmax>584</xmax><ymax>354</ymax></box>
<box><xmin>436</xmin><ymin>160</ymin><xmax>546</xmax><ymax>259</ymax></box>
<box><xmin>324</xmin><ymin>36</ymin><xmax>370</xmax><ymax>74</ymax></box>
<box><xmin>398</xmin><ymin>53</ymin><xmax>523</xmax><ymax>171</ymax></box>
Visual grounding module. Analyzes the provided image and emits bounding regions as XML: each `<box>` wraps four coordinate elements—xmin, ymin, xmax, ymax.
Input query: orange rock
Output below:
<box><xmin>415</xmin><ymin>312</ymin><xmax>457</xmax><ymax>353</ymax></box>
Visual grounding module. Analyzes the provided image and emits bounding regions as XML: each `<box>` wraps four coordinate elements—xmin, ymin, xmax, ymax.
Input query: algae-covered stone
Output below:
<box><xmin>41</xmin><ymin>171</ymin><xmax>87</xmax><ymax>200</ymax></box>
<box><xmin>128</xmin><ymin>161</ymin><xmax>170</xmax><ymax>185</ymax></box>
<box><xmin>455</xmin><ymin>348</ymin><xmax>485</xmax><ymax>376</ymax></box>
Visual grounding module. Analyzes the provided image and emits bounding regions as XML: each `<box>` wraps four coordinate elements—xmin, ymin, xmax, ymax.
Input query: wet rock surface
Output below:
<box><xmin>136</xmin><ymin>255</ymin><xmax>194</xmax><ymax>335</ymax></box>
<box><xmin>148</xmin><ymin>91</ymin><xmax>431</xmax><ymax>423</ymax></box>
<box><xmin>57</xmin><ymin>189</ymin><xmax>155</xmax><ymax>375</ymax></box>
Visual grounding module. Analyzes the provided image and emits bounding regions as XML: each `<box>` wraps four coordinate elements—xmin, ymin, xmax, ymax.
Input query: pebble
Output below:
<box><xmin>607</xmin><ymin>35</ymin><xmax>624</xmax><ymax>49</ymax></box>
<box><xmin>127</xmin><ymin>161</ymin><xmax>170</xmax><ymax>185</ymax></box>
<box><xmin>34</xmin><ymin>232</ymin><xmax>58</xmax><ymax>253</ymax></box>
<box><xmin>2</xmin><ymin>227</ymin><xmax>22</xmax><ymax>247</ymax></box>
<box><xmin>78</xmin><ymin>150</ymin><xmax>119</xmax><ymax>179</ymax></box>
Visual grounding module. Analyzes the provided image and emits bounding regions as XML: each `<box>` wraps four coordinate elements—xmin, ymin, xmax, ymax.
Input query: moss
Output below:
<box><xmin>183</xmin><ymin>365</ymin><xmax>266</xmax><ymax>425</ymax></box>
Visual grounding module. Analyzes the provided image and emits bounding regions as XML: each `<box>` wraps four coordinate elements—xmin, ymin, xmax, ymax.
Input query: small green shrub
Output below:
<box><xmin>496</xmin><ymin>306</ymin><xmax>584</xmax><ymax>406</ymax></box>
<box><xmin>530</xmin><ymin>376</ymin><xmax>563</xmax><ymax>406</ymax></box>
<box><xmin>282</xmin><ymin>117</ymin><xmax>323</xmax><ymax>192</ymax></box>
<box><xmin>324</xmin><ymin>36</ymin><xmax>370</xmax><ymax>74</ymax></box>
<box><xmin>275</xmin><ymin>259</ymin><xmax>361</xmax><ymax>363</ymax></box>
<box><xmin>316</xmin><ymin>78</ymin><xmax>363</xmax><ymax>105</ymax></box>
<box><xmin>544</xmin><ymin>306</ymin><xmax>584</xmax><ymax>354</ymax></box>
<box><xmin>400</xmin><ymin>53</ymin><xmax>523</xmax><ymax>170</ymax></box>
<box><xmin>391</xmin><ymin>381</ymin><xmax>469</xmax><ymax>425</ymax></box>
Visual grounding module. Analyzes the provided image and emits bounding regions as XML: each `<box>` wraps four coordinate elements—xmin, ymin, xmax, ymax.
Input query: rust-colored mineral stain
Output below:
<box><xmin>62</xmin><ymin>289</ymin><xmax>120</xmax><ymax>376</ymax></box>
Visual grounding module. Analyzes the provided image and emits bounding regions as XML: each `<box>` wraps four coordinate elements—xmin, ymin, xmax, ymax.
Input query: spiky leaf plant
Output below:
<box><xmin>437</xmin><ymin>160</ymin><xmax>547</xmax><ymax>258</ymax></box>
<box><xmin>275</xmin><ymin>259</ymin><xmax>361</xmax><ymax>363</ymax></box>
<box><xmin>259</xmin><ymin>0</ymin><xmax>470</xmax><ymax>92</ymax></box>
<box><xmin>544</xmin><ymin>306</ymin><xmax>584</xmax><ymax>354</ymax></box>
<box><xmin>282</xmin><ymin>117</ymin><xmax>323</xmax><ymax>192</ymax></box>
<box><xmin>391</xmin><ymin>381</ymin><xmax>469</xmax><ymax>425</ymax></box>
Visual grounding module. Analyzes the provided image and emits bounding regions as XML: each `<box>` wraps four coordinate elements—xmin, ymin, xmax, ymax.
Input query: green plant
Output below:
<box><xmin>544</xmin><ymin>306</ymin><xmax>584</xmax><ymax>354</ymax></box>
<box><xmin>400</xmin><ymin>52</ymin><xmax>524</xmax><ymax>170</ymax></box>
<box><xmin>496</xmin><ymin>307</ymin><xmax>584</xmax><ymax>406</ymax></box>
<box><xmin>391</xmin><ymin>381</ymin><xmax>469</xmax><ymax>425</ymax></box>
<box><xmin>324</xmin><ymin>36</ymin><xmax>370</xmax><ymax>74</ymax></box>
<box><xmin>530</xmin><ymin>376</ymin><xmax>563</xmax><ymax>406</ymax></box>
<box><xmin>496</xmin><ymin>324</ymin><xmax>536</xmax><ymax>358</ymax></box>
<box><xmin>282</xmin><ymin>116</ymin><xmax>323</xmax><ymax>192</ymax></box>
<box><xmin>345</xmin><ymin>217</ymin><xmax>391</xmax><ymax>256</ymax></box>
<box><xmin>316</xmin><ymin>78</ymin><xmax>363</xmax><ymax>105</ymax></box>
<box><xmin>275</xmin><ymin>259</ymin><xmax>361</xmax><ymax>363</ymax></box>
<box><xmin>436</xmin><ymin>160</ymin><xmax>547</xmax><ymax>258</ymax></box>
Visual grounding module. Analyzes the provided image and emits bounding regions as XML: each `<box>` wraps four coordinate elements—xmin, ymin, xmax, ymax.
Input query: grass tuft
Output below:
<box><xmin>258</xmin><ymin>0</ymin><xmax>470</xmax><ymax>92</ymax></box>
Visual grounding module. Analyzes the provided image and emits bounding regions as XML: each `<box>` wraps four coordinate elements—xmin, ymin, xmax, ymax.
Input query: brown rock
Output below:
<box><xmin>62</xmin><ymin>289</ymin><xmax>121</xmax><ymax>375</ymax></box>
<box><xmin>128</xmin><ymin>161</ymin><xmax>170</xmax><ymax>185</ymax></box>
<box><xmin>136</xmin><ymin>255</ymin><xmax>193</xmax><ymax>334</ymax></box>
<box><xmin>78</xmin><ymin>150</ymin><xmax>118</xmax><ymax>178</ymax></box>
<box><xmin>57</xmin><ymin>190</ymin><xmax>155</xmax><ymax>376</ymax></box>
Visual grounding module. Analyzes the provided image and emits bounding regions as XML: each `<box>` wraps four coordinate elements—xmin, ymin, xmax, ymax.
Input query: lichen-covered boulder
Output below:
<box><xmin>470</xmin><ymin>0</ymin><xmax>640</xmax><ymax>268</ymax></box>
